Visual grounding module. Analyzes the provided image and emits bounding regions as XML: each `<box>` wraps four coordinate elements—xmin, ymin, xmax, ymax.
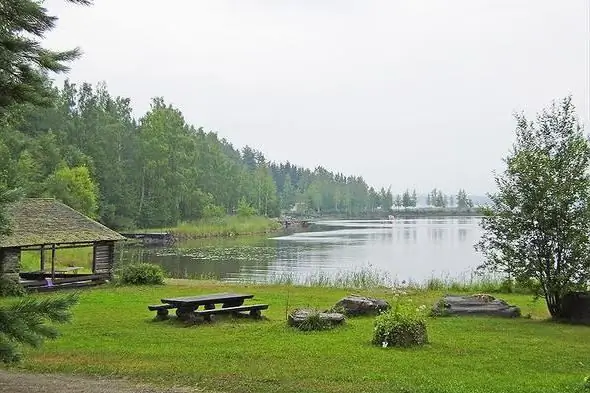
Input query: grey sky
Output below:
<box><xmin>44</xmin><ymin>0</ymin><xmax>589</xmax><ymax>195</ymax></box>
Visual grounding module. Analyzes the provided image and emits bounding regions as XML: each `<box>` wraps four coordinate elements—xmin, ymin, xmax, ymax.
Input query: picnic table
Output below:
<box><xmin>148</xmin><ymin>292</ymin><xmax>269</xmax><ymax>322</ymax></box>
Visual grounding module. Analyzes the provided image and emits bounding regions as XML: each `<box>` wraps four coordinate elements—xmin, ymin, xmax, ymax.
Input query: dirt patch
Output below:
<box><xmin>0</xmin><ymin>370</ymin><xmax>203</xmax><ymax>393</ymax></box>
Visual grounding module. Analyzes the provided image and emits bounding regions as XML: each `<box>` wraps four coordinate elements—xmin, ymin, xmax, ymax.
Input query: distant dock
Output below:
<box><xmin>120</xmin><ymin>232</ymin><xmax>174</xmax><ymax>246</ymax></box>
<box><xmin>279</xmin><ymin>218</ymin><xmax>311</xmax><ymax>229</ymax></box>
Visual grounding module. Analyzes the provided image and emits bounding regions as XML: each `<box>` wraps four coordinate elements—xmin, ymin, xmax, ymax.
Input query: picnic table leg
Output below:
<box><xmin>249</xmin><ymin>309</ymin><xmax>262</xmax><ymax>319</ymax></box>
<box><xmin>156</xmin><ymin>308</ymin><xmax>169</xmax><ymax>321</ymax></box>
<box><xmin>176</xmin><ymin>306</ymin><xmax>197</xmax><ymax>322</ymax></box>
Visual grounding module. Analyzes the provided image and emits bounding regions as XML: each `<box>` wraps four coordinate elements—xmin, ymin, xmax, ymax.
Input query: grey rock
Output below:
<box><xmin>332</xmin><ymin>294</ymin><xmax>391</xmax><ymax>316</ymax></box>
<box><xmin>432</xmin><ymin>294</ymin><xmax>521</xmax><ymax>318</ymax></box>
<box><xmin>288</xmin><ymin>309</ymin><xmax>345</xmax><ymax>328</ymax></box>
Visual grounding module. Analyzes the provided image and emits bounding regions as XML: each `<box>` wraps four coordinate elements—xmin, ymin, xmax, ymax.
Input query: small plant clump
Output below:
<box><xmin>372</xmin><ymin>300</ymin><xmax>428</xmax><ymax>348</ymax></box>
<box><xmin>117</xmin><ymin>263</ymin><xmax>166</xmax><ymax>285</ymax></box>
<box><xmin>288</xmin><ymin>308</ymin><xmax>340</xmax><ymax>331</ymax></box>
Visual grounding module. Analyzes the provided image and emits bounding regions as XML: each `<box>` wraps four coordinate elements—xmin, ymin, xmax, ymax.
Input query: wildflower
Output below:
<box><xmin>382</xmin><ymin>341</ymin><xmax>388</xmax><ymax>348</ymax></box>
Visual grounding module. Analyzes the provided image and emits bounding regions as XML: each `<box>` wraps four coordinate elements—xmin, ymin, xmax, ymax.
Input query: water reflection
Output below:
<box><xmin>120</xmin><ymin>217</ymin><xmax>484</xmax><ymax>283</ymax></box>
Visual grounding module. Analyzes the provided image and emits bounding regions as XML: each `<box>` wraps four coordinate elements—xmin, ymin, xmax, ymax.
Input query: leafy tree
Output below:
<box><xmin>411</xmin><ymin>189</ymin><xmax>417</xmax><ymax>207</ymax></box>
<box><xmin>236</xmin><ymin>197</ymin><xmax>257</xmax><ymax>217</ymax></box>
<box><xmin>401</xmin><ymin>189</ymin><xmax>412</xmax><ymax>208</ymax></box>
<box><xmin>475</xmin><ymin>97</ymin><xmax>590</xmax><ymax>319</ymax></box>
<box><xmin>456</xmin><ymin>189</ymin><xmax>472</xmax><ymax>209</ymax></box>
<box><xmin>44</xmin><ymin>165</ymin><xmax>99</xmax><ymax>218</ymax></box>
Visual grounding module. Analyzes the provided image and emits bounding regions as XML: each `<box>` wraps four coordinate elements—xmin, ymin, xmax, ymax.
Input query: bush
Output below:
<box><xmin>372</xmin><ymin>300</ymin><xmax>428</xmax><ymax>348</ymax></box>
<box><xmin>0</xmin><ymin>276</ymin><xmax>26</xmax><ymax>297</ymax></box>
<box><xmin>236</xmin><ymin>198</ymin><xmax>257</xmax><ymax>217</ymax></box>
<box><xmin>203</xmin><ymin>204</ymin><xmax>225</xmax><ymax>219</ymax></box>
<box><xmin>117</xmin><ymin>263</ymin><xmax>165</xmax><ymax>285</ymax></box>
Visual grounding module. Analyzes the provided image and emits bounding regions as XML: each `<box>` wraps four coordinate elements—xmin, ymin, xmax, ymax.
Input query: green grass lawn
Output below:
<box><xmin>9</xmin><ymin>281</ymin><xmax>590</xmax><ymax>393</ymax></box>
<box><xmin>20</xmin><ymin>247</ymin><xmax>93</xmax><ymax>273</ymax></box>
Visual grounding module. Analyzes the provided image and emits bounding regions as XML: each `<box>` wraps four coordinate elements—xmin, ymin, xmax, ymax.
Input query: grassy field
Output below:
<box><xmin>6</xmin><ymin>280</ymin><xmax>590</xmax><ymax>393</ymax></box>
<box><xmin>150</xmin><ymin>215</ymin><xmax>282</xmax><ymax>239</ymax></box>
<box><xmin>20</xmin><ymin>248</ymin><xmax>94</xmax><ymax>273</ymax></box>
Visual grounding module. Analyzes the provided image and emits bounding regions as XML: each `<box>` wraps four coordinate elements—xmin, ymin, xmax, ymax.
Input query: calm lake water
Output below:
<box><xmin>120</xmin><ymin>217</ymin><xmax>486</xmax><ymax>285</ymax></box>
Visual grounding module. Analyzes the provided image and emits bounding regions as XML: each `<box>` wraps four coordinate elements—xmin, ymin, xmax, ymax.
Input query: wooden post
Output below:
<box><xmin>40</xmin><ymin>245</ymin><xmax>45</xmax><ymax>272</ymax></box>
<box><xmin>51</xmin><ymin>244</ymin><xmax>56</xmax><ymax>280</ymax></box>
<box><xmin>92</xmin><ymin>244</ymin><xmax>97</xmax><ymax>274</ymax></box>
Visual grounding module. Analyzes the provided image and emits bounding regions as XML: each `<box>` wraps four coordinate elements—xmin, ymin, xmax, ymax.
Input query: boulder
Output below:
<box><xmin>431</xmin><ymin>294</ymin><xmax>521</xmax><ymax>318</ymax></box>
<box><xmin>332</xmin><ymin>295</ymin><xmax>390</xmax><ymax>316</ymax></box>
<box><xmin>560</xmin><ymin>292</ymin><xmax>590</xmax><ymax>325</ymax></box>
<box><xmin>288</xmin><ymin>309</ymin><xmax>345</xmax><ymax>329</ymax></box>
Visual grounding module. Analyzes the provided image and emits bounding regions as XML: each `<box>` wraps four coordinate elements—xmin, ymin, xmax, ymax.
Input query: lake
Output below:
<box><xmin>120</xmin><ymin>217</ymin><xmax>486</xmax><ymax>285</ymax></box>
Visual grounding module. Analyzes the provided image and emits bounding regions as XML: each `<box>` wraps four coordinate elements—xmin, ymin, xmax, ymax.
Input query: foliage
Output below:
<box><xmin>117</xmin><ymin>263</ymin><xmax>165</xmax><ymax>285</ymax></box>
<box><xmin>11</xmin><ymin>283</ymin><xmax>583</xmax><ymax>393</ymax></box>
<box><xmin>0</xmin><ymin>186</ymin><xmax>21</xmax><ymax>237</ymax></box>
<box><xmin>202</xmin><ymin>204</ymin><xmax>225</xmax><ymax>219</ymax></box>
<box><xmin>0</xmin><ymin>276</ymin><xmax>26</xmax><ymax>297</ymax></box>
<box><xmin>44</xmin><ymin>165</ymin><xmax>99</xmax><ymax>218</ymax></box>
<box><xmin>236</xmin><ymin>198</ymin><xmax>257</xmax><ymax>218</ymax></box>
<box><xmin>372</xmin><ymin>298</ymin><xmax>429</xmax><ymax>348</ymax></box>
<box><xmin>0</xmin><ymin>0</ymin><xmax>91</xmax><ymax>111</ymax></box>
<box><xmin>0</xmin><ymin>292</ymin><xmax>78</xmax><ymax>363</ymax></box>
<box><xmin>475</xmin><ymin>97</ymin><xmax>590</xmax><ymax>319</ymax></box>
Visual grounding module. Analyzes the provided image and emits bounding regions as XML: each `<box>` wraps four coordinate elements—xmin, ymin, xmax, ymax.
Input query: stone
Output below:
<box><xmin>560</xmin><ymin>292</ymin><xmax>590</xmax><ymax>325</ymax></box>
<box><xmin>0</xmin><ymin>248</ymin><xmax>21</xmax><ymax>283</ymax></box>
<box><xmin>332</xmin><ymin>294</ymin><xmax>391</xmax><ymax>316</ymax></box>
<box><xmin>288</xmin><ymin>308</ymin><xmax>345</xmax><ymax>329</ymax></box>
<box><xmin>431</xmin><ymin>294</ymin><xmax>521</xmax><ymax>318</ymax></box>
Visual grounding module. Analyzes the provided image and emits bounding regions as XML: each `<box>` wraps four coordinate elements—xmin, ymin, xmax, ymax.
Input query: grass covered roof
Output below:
<box><xmin>0</xmin><ymin>198</ymin><xmax>125</xmax><ymax>248</ymax></box>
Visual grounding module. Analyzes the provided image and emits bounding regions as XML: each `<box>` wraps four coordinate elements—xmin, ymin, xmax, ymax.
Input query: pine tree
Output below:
<box><xmin>0</xmin><ymin>0</ymin><xmax>89</xmax><ymax>364</ymax></box>
<box><xmin>0</xmin><ymin>0</ymin><xmax>92</xmax><ymax>111</ymax></box>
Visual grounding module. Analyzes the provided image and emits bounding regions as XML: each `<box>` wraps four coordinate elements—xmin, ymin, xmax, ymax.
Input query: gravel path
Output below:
<box><xmin>0</xmin><ymin>370</ymin><xmax>203</xmax><ymax>393</ymax></box>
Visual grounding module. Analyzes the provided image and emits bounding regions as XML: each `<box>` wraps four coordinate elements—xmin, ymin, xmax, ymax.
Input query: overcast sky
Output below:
<box><xmin>44</xmin><ymin>0</ymin><xmax>589</xmax><ymax>195</ymax></box>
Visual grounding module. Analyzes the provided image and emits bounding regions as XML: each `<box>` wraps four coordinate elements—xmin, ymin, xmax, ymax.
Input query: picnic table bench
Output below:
<box><xmin>148</xmin><ymin>292</ymin><xmax>269</xmax><ymax>322</ymax></box>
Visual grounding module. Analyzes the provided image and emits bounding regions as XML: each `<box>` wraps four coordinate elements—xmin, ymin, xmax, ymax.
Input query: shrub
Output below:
<box><xmin>372</xmin><ymin>300</ymin><xmax>428</xmax><ymax>348</ymax></box>
<box><xmin>203</xmin><ymin>204</ymin><xmax>225</xmax><ymax>219</ymax></box>
<box><xmin>117</xmin><ymin>263</ymin><xmax>165</xmax><ymax>285</ymax></box>
<box><xmin>236</xmin><ymin>198</ymin><xmax>257</xmax><ymax>217</ymax></box>
<box><xmin>0</xmin><ymin>276</ymin><xmax>26</xmax><ymax>297</ymax></box>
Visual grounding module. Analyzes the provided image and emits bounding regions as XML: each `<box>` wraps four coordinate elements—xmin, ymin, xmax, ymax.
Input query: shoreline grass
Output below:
<box><xmin>148</xmin><ymin>215</ymin><xmax>282</xmax><ymax>239</ymax></box>
<box><xmin>4</xmin><ymin>280</ymin><xmax>589</xmax><ymax>393</ymax></box>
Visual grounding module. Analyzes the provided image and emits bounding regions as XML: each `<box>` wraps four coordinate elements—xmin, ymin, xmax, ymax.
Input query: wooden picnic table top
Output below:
<box><xmin>161</xmin><ymin>292</ymin><xmax>254</xmax><ymax>306</ymax></box>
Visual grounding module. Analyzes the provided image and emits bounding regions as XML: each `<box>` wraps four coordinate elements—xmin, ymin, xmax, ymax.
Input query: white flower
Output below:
<box><xmin>382</xmin><ymin>341</ymin><xmax>388</xmax><ymax>348</ymax></box>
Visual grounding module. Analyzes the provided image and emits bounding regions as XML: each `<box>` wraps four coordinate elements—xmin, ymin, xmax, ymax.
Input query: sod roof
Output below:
<box><xmin>0</xmin><ymin>198</ymin><xmax>125</xmax><ymax>248</ymax></box>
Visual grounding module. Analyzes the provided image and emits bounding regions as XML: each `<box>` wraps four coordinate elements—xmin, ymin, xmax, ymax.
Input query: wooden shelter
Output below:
<box><xmin>0</xmin><ymin>198</ymin><xmax>126</xmax><ymax>290</ymax></box>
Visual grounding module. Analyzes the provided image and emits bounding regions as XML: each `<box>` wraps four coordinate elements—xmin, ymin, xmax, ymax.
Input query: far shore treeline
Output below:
<box><xmin>0</xmin><ymin>81</ymin><xmax>478</xmax><ymax>230</ymax></box>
